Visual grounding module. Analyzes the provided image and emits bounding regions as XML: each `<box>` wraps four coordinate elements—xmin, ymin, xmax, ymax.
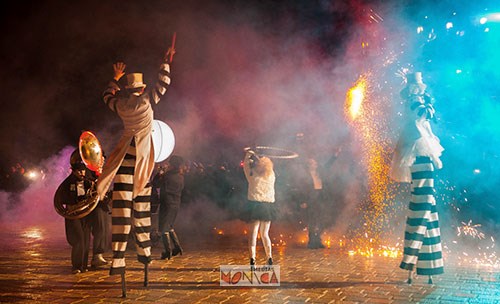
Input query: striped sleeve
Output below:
<box><xmin>151</xmin><ymin>61</ymin><xmax>171</xmax><ymax>104</ymax></box>
<box><xmin>102</xmin><ymin>80</ymin><xmax>121</xmax><ymax>112</ymax></box>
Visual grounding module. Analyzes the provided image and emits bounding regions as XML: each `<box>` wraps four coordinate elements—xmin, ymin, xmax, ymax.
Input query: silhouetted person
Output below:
<box><xmin>298</xmin><ymin>149</ymin><xmax>340</xmax><ymax>249</ymax></box>
<box><xmin>152</xmin><ymin>155</ymin><xmax>185</xmax><ymax>260</ymax></box>
<box><xmin>54</xmin><ymin>154</ymin><xmax>92</xmax><ymax>274</ymax></box>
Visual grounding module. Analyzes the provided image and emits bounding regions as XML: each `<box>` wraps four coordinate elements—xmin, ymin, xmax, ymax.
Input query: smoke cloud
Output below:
<box><xmin>0</xmin><ymin>0</ymin><xmax>499</xmax><ymax>263</ymax></box>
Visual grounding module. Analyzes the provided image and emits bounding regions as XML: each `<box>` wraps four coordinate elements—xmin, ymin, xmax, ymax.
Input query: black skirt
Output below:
<box><xmin>240</xmin><ymin>200</ymin><xmax>277</xmax><ymax>222</ymax></box>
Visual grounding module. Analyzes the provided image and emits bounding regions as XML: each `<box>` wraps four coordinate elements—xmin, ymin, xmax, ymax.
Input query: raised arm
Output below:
<box><xmin>151</xmin><ymin>47</ymin><xmax>175</xmax><ymax>105</ymax></box>
<box><xmin>243</xmin><ymin>148</ymin><xmax>260</xmax><ymax>179</ymax></box>
<box><xmin>102</xmin><ymin>62</ymin><xmax>126</xmax><ymax>112</ymax></box>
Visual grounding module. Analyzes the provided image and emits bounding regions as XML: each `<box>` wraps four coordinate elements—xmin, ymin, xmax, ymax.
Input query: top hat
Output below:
<box><xmin>407</xmin><ymin>72</ymin><xmax>424</xmax><ymax>84</ymax></box>
<box><xmin>125</xmin><ymin>73</ymin><xmax>147</xmax><ymax>89</ymax></box>
<box><xmin>403</xmin><ymin>72</ymin><xmax>427</xmax><ymax>93</ymax></box>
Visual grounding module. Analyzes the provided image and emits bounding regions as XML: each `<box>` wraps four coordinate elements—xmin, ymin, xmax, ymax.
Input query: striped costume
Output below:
<box><xmin>399</xmin><ymin>156</ymin><xmax>444</xmax><ymax>275</ymax></box>
<box><xmin>97</xmin><ymin>59</ymin><xmax>172</xmax><ymax>275</ymax></box>
<box><xmin>109</xmin><ymin>140</ymin><xmax>153</xmax><ymax>274</ymax></box>
<box><xmin>390</xmin><ymin>72</ymin><xmax>444</xmax><ymax>277</ymax></box>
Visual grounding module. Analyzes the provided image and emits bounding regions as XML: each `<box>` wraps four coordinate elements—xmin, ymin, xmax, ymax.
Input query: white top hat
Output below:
<box><xmin>407</xmin><ymin>72</ymin><xmax>424</xmax><ymax>84</ymax></box>
<box><xmin>403</xmin><ymin>71</ymin><xmax>427</xmax><ymax>94</ymax></box>
<box><xmin>125</xmin><ymin>73</ymin><xmax>147</xmax><ymax>89</ymax></box>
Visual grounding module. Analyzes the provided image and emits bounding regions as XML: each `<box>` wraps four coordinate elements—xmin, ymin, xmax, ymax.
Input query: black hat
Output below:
<box><xmin>70</xmin><ymin>149</ymin><xmax>86</xmax><ymax>170</ymax></box>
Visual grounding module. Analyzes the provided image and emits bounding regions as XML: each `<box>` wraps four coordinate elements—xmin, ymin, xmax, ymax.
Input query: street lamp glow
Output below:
<box><xmin>26</xmin><ymin>171</ymin><xmax>38</xmax><ymax>180</ymax></box>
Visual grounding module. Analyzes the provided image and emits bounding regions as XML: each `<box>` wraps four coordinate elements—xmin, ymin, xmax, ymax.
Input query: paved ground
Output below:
<box><xmin>0</xmin><ymin>223</ymin><xmax>499</xmax><ymax>304</ymax></box>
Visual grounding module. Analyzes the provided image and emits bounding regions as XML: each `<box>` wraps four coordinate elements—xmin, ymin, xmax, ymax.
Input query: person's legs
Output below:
<box><xmin>158</xmin><ymin>203</ymin><xmax>172</xmax><ymax>259</ymax></box>
<box><xmin>109</xmin><ymin>143</ymin><xmax>135</xmax><ymax>275</ymax></box>
<box><xmin>133</xmin><ymin>183</ymin><xmax>152</xmax><ymax>265</ymax></box>
<box><xmin>414</xmin><ymin>158</ymin><xmax>443</xmax><ymax>277</ymax></box>
<box><xmin>164</xmin><ymin>204</ymin><xmax>182</xmax><ymax>256</ymax></box>
<box><xmin>307</xmin><ymin>194</ymin><xmax>323</xmax><ymax>249</ymax></box>
<box><xmin>90</xmin><ymin>207</ymin><xmax>108</xmax><ymax>267</ymax></box>
<box><xmin>248</xmin><ymin>220</ymin><xmax>260</xmax><ymax>264</ymax></box>
<box><xmin>418</xmin><ymin>207</ymin><xmax>443</xmax><ymax>276</ymax></box>
<box><xmin>169</xmin><ymin>228</ymin><xmax>183</xmax><ymax>256</ymax></box>
<box><xmin>259</xmin><ymin>220</ymin><xmax>273</xmax><ymax>264</ymax></box>
<box><xmin>400</xmin><ymin>156</ymin><xmax>443</xmax><ymax>283</ymax></box>
<box><xmin>82</xmin><ymin>218</ymin><xmax>91</xmax><ymax>271</ymax></box>
<box><xmin>65</xmin><ymin>218</ymin><xmax>85</xmax><ymax>273</ymax></box>
<box><xmin>91</xmin><ymin>207</ymin><xmax>108</xmax><ymax>254</ymax></box>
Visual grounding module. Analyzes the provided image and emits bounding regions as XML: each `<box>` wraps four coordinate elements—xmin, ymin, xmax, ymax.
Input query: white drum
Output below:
<box><xmin>151</xmin><ymin>119</ymin><xmax>175</xmax><ymax>163</ymax></box>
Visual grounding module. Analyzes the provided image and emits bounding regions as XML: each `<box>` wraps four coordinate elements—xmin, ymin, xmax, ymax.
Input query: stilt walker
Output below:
<box><xmin>390</xmin><ymin>72</ymin><xmax>444</xmax><ymax>284</ymax></box>
<box><xmin>97</xmin><ymin>41</ymin><xmax>175</xmax><ymax>297</ymax></box>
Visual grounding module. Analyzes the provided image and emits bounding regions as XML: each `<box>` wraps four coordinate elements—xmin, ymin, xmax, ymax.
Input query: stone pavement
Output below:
<box><xmin>0</xmin><ymin>223</ymin><xmax>499</xmax><ymax>304</ymax></box>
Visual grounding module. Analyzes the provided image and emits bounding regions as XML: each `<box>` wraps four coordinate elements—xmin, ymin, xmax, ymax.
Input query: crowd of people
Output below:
<box><xmin>54</xmin><ymin>145</ymin><xmax>347</xmax><ymax>272</ymax></box>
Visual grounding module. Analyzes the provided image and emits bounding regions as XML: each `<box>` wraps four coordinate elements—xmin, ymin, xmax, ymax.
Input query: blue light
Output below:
<box><xmin>480</xmin><ymin>17</ymin><xmax>488</xmax><ymax>24</ymax></box>
<box><xmin>446</xmin><ymin>22</ymin><xmax>453</xmax><ymax>29</ymax></box>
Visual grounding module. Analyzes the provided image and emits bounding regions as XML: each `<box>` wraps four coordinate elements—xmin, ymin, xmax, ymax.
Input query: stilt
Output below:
<box><xmin>121</xmin><ymin>273</ymin><xmax>127</xmax><ymax>298</ymax></box>
<box><xmin>428</xmin><ymin>275</ymin><xmax>433</xmax><ymax>284</ymax></box>
<box><xmin>144</xmin><ymin>263</ymin><xmax>149</xmax><ymax>287</ymax></box>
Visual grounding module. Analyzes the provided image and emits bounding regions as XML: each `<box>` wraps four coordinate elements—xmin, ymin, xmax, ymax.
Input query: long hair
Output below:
<box><xmin>253</xmin><ymin>156</ymin><xmax>273</xmax><ymax>178</ymax></box>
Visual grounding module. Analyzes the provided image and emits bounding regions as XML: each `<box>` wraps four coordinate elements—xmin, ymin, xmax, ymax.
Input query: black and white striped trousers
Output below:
<box><xmin>110</xmin><ymin>139</ymin><xmax>152</xmax><ymax>275</ymax></box>
<box><xmin>400</xmin><ymin>156</ymin><xmax>444</xmax><ymax>275</ymax></box>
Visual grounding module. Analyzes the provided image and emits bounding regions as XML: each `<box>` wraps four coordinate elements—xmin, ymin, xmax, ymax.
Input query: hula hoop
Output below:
<box><xmin>254</xmin><ymin>146</ymin><xmax>299</xmax><ymax>159</ymax></box>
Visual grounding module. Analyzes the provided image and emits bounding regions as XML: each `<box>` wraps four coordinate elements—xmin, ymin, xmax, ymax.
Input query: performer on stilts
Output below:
<box><xmin>390</xmin><ymin>72</ymin><xmax>444</xmax><ymax>284</ymax></box>
<box><xmin>96</xmin><ymin>44</ymin><xmax>175</xmax><ymax>296</ymax></box>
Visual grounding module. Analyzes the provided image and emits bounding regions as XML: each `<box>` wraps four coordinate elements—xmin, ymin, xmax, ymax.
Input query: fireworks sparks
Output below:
<box><xmin>443</xmin><ymin>216</ymin><xmax>500</xmax><ymax>268</ymax></box>
<box><xmin>336</xmin><ymin>48</ymin><xmax>500</xmax><ymax>266</ymax></box>
<box><xmin>341</xmin><ymin>234</ymin><xmax>401</xmax><ymax>258</ymax></box>
<box><xmin>344</xmin><ymin>73</ymin><xmax>398</xmax><ymax>246</ymax></box>
<box><xmin>345</xmin><ymin>76</ymin><xmax>367</xmax><ymax>120</ymax></box>
<box><xmin>275</xmin><ymin>234</ymin><xmax>288</xmax><ymax>247</ymax></box>
<box><xmin>457</xmin><ymin>220</ymin><xmax>485</xmax><ymax>240</ymax></box>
